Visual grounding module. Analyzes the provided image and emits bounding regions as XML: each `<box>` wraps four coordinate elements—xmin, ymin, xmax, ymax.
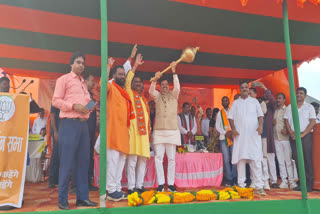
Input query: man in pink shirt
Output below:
<box><xmin>52</xmin><ymin>52</ymin><xmax>97</xmax><ymax>210</ymax></box>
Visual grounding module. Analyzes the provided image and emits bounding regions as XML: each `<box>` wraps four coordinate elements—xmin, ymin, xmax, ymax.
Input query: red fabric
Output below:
<box><xmin>112</xmin><ymin>81</ymin><xmax>135</xmax><ymax>127</ymax></box>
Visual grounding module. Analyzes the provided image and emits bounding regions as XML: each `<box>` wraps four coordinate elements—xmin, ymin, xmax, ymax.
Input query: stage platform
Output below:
<box><xmin>2</xmin><ymin>181</ymin><xmax>320</xmax><ymax>214</ymax></box>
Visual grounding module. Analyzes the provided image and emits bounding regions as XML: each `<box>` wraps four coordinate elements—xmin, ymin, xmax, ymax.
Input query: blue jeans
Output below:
<box><xmin>58</xmin><ymin>119</ymin><xmax>90</xmax><ymax>204</ymax></box>
<box><xmin>220</xmin><ymin>140</ymin><xmax>237</xmax><ymax>185</ymax></box>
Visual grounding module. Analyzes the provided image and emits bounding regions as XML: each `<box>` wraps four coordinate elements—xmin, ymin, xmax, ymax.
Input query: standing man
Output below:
<box><xmin>178</xmin><ymin>102</ymin><xmax>197</xmax><ymax>146</ymax></box>
<box><xmin>310</xmin><ymin>102</ymin><xmax>320</xmax><ymax>124</ymax></box>
<box><xmin>228</xmin><ymin>81</ymin><xmax>266</xmax><ymax>196</ymax></box>
<box><xmin>104</xmin><ymin>58</ymin><xmax>135</xmax><ymax>201</ymax></box>
<box><xmin>83</xmin><ymin>72</ymin><xmax>99</xmax><ymax>191</ymax></box>
<box><xmin>52</xmin><ymin>52</ymin><xmax>97</xmax><ymax>209</ymax></box>
<box><xmin>216</xmin><ymin>96</ymin><xmax>237</xmax><ymax>186</ymax></box>
<box><xmin>284</xmin><ymin>87</ymin><xmax>316</xmax><ymax>192</ymax></box>
<box><xmin>149</xmin><ymin>62</ymin><xmax>180</xmax><ymax>192</ymax></box>
<box><xmin>48</xmin><ymin>105</ymin><xmax>60</xmax><ymax>188</ymax></box>
<box><xmin>32</xmin><ymin>108</ymin><xmax>47</xmax><ymax>134</ymax></box>
<box><xmin>201</xmin><ymin>108</ymin><xmax>212</xmax><ymax>145</ymax></box>
<box><xmin>125</xmin><ymin>54</ymin><xmax>150</xmax><ymax>194</ymax></box>
<box><xmin>273</xmin><ymin>93</ymin><xmax>297</xmax><ymax>189</ymax></box>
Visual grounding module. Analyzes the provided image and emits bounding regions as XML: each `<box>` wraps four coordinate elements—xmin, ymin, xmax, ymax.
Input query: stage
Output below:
<box><xmin>2</xmin><ymin>181</ymin><xmax>320</xmax><ymax>214</ymax></box>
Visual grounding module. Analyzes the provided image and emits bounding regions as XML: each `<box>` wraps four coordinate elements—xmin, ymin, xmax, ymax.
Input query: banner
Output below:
<box><xmin>0</xmin><ymin>93</ymin><xmax>29</xmax><ymax>208</ymax></box>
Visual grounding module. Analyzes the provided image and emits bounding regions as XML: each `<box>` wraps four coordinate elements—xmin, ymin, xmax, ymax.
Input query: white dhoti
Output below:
<box><xmin>106</xmin><ymin>148</ymin><xmax>126</xmax><ymax>193</ymax></box>
<box><xmin>267</xmin><ymin>153</ymin><xmax>277</xmax><ymax>184</ymax></box>
<box><xmin>153</xmin><ymin>129</ymin><xmax>180</xmax><ymax>186</ymax></box>
<box><xmin>127</xmin><ymin>155</ymin><xmax>147</xmax><ymax>190</ymax></box>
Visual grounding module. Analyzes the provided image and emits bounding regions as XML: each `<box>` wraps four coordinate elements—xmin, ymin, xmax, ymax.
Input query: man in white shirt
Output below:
<box><xmin>32</xmin><ymin>108</ymin><xmax>47</xmax><ymax>134</ymax></box>
<box><xmin>310</xmin><ymin>102</ymin><xmax>320</xmax><ymax>124</ymax></box>
<box><xmin>284</xmin><ymin>87</ymin><xmax>316</xmax><ymax>192</ymax></box>
<box><xmin>178</xmin><ymin>102</ymin><xmax>197</xmax><ymax>147</ymax></box>
<box><xmin>201</xmin><ymin>108</ymin><xmax>212</xmax><ymax>145</ymax></box>
<box><xmin>216</xmin><ymin>96</ymin><xmax>237</xmax><ymax>186</ymax></box>
<box><xmin>228</xmin><ymin>81</ymin><xmax>266</xmax><ymax>196</ymax></box>
<box><xmin>273</xmin><ymin>93</ymin><xmax>297</xmax><ymax>189</ymax></box>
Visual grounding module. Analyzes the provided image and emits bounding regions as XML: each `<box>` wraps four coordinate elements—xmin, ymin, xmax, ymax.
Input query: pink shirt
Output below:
<box><xmin>52</xmin><ymin>71</ymin><xmax>91</xmax><ymax>119</ymax></box>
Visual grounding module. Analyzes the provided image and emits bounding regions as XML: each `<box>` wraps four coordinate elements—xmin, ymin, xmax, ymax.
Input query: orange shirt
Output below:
<box><xmin>106</xmin><ymin>83</ymin><xmax>129</xmax><ymax>154</ymax></box>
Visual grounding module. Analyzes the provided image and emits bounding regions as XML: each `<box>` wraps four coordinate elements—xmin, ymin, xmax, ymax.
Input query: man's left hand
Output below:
<box><xmin>134</xmin><ymin>53</ymin><xmax>144</xmax><ymax>68</ymax></box>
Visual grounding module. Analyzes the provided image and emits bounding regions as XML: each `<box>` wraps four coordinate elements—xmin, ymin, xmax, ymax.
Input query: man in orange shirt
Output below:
<box><xmin>52</xmin><ymin>52</ymin><xmax>97</xmax><ymax>209</ymax></box>
<box><xmin>104</xmin><ymin>58</ymin><xmax>135</xmax><ymax>201</ymax></box>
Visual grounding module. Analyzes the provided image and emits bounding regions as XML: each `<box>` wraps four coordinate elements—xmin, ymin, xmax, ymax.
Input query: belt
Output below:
<box><xmin>63</xmin><ymin>118</ymin><xmax>88</xmax><ymax>122</ymax></box>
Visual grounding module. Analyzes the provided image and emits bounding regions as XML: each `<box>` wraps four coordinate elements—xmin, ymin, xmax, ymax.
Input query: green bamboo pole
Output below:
<box><xmin>282</xmin><ymin>0</ymin><xmax>308</xmax><ymax>200</ymax></box>
<box><xmin>99</xmin><ymin>0</ymin><xmax>108</xmax><ymax>208</ymax></box>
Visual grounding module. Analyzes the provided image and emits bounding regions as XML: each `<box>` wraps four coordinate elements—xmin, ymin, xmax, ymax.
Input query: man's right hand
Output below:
<box><xmin>231</xmin><ymin>129</ymin><xmax>239</xmax><ymax>138</ymax></box>
<box><xmin>226</xmin><ymin>131</ymin><xmax>233</xmax><ymax>139</ymax></box>
<box><xmin>53</xmin><ymin>131</ymin><xmax>59</xmax><ymax>143</ymax></box>
<box><xmin>108</xmin><ymin>57</ymin><xmax>115</xmax><ymax>67</ymax></box>
<box><xmin>154</xmin><ymin>71</ymin><xmax>163</xmax><ymax>81</ymax></box>
<box><xmin>187</xmin><ymin>131</ymin><xmax>193</xmax><ymax>138</ymax></box>
<box><xmin>73</xmin><ymin>104</ymin><xmax>89</xmax><ymax>114</ymax></box>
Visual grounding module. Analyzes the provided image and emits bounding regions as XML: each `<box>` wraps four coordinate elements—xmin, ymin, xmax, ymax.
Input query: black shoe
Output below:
<box><xmin>48</xmin><ymin>183</ymin><xmax>56</xmax><ymax>188</ymax></box>
<box><xmin>76</xmin><ymin>200</ymin><xmax>97</xmax><ymax>207</ymax></box>
<box><xmin>271</xmin><ymin>183</ymin><xmax>279</xmax><ymax>189</ymax></box>
<box><xmin>294</xmin><ymin>187</ymin><xmax>301</xmax><ymax>191</ymax></box>
<box><xmin>69</xmin><ymin>187</ymin><xmax>77</xmax><ymax>195</ymax></box>
<box><xmin>137</xmin><ymin>186</ymin><xmax>147</xmax><ymax>194</ymax></box>
<box><xmin>89</xmin><ymin>185</ymin><xmax>99</xmax><ymax>191</ymax></box>
<box><xmin>156</xmin><ymin>184</ymin><xmax>164</xmax><ymax>192</ymax></box>
<box><xmin>168</xmin><ymin>185</ymin><xmax>177</xmax><ymax>192</ymax></box>
<box><xmin>128</xmin><ymin>188</ymin><xmax>137</xmax><ymax>195</ymax></box>
<box><xmin>58</xmin><ymin>203</ymin><xmax>70</xmax><ymax>210</ymax></box>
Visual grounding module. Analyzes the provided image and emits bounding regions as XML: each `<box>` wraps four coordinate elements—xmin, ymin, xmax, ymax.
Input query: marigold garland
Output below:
<box><xmin>127</xmin><ymin>186</ymin><xmax>255</xmax><ymax>206</ymax></box>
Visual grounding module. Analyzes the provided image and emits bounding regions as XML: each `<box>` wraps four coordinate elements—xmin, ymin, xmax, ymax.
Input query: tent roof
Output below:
<box><xmin>0</xmin><ymin>0</ymin><xmax>319</xmax><ymax>87</ymax></box>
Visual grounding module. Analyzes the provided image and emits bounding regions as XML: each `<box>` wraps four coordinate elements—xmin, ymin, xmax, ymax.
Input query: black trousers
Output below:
<box><xmin>290</xmin><ymin>132</ymin><xmax>314</xmax><ymax>191</ymax></box>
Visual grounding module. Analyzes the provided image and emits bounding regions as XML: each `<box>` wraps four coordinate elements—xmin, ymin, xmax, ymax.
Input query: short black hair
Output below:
<box><xmin>311</xmin><ymin>102</ymin><xmax>319</xmax><ymax>108</ymax></box>
<box><xmin>111</xmin><ymin>65</ymin><xmax>124</xmax><ymax>77</ymax></box>
<box><xmin>0</xmin><ymin>76</ymin><xmax>10</xmax><ymax>84</ymax></box>
<box><xmin>133</xmin><ymin>73</ymin><xmax>143</xmax><ymax>82</ymax></box>
<box><xmin>83</xmin><ymin>71</ymin><xmax>94</xmax><ymax>80</ymax></box>
<box><xmin>249</xmin><ymin>87</ymin><xmax>257</xmax><ymax>94</ymax></box>
<box><xmin>206</xmin><ymin>108</ymin><xmax>211</xmax><ymax>113</ymax></box>
<box><xmin>212</xmin><ymin>108</ymin><xmax>220</xmax><ymax>118</ymax></box>
<box><xmin>183</xmin><ymin>102</ymin><xmax>190</xmax><ymax>108</ymax></box>
<box><xmin>70</xmin><ymin>51</ymin><xmax>85</xmax><ymax>65</ymax></box>
<box><xmin>276</xmin><ymin>92</ymin><xmax>286</xmax><ymax>99</ymax></box>
<box><xmin>221</xmin><ymin>96</ymin><xmax>229</xmax><ymax>101</ymax></box>
<box><xmin>239</xmin><ymin>80</ymin><xmax>249</xmax><ymax>87</ymax></box>
<box><xmin>40</xmin><ymin>108</ymin><xmax>44</xmax><ymax>113</ymax></box>
<box><xmin>159</xmin><ymin>77</ymin><xmax>169</xmax><ymax>85</ymax></box>
<box><xmin>297</xmin><ymin>87</ymin><xmax>307</xmax><ymax>95</ymax></box>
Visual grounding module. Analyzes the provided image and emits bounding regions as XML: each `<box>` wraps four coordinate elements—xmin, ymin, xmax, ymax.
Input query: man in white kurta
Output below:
<box><xmin>149</xmin><ymin>62</ymin><xmax>180</xmax><ymax>192</ymax></box>
<box><xmin>32</xmin><ymin>108</ymin><xmax>47</xmax><ymax>134</ymax></box>
<box><xmin>228</xmin><ymin>81</ymin><xmax>266</xmax><ymax>195</ymax></box>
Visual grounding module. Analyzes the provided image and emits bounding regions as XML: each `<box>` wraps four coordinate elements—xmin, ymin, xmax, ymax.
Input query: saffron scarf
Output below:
<box><xmin>220</xmin><ymin>109</ymin><xmax>233</xmax><ymax>147</ymax></box>
<box><xmin>132</xmin><ymin>90</ymin><xmax>151</xmax><ymax>137</ymax></box>
<box><xmin>112</xmin><ymin>81</ymin><xmax>135</xmax><ymax>127</ymax></box>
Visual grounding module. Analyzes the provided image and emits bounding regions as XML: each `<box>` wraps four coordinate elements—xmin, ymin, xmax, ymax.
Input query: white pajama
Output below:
<box><xmin>154</xmin><ymin>143</ymin><xmax>176</xmax><ymax>185</ymax></box>
<box><xmin>106</xmin><ymin>148</ymin><xmax>126</xmax><ymax>193</ymax></box>
<box><xmin>267</xmin><ymin>153</ymin><xmax>277</xmax><ymax>184</ymax></box>
<box><xmin>127</xmin><ymin>154</ymin><xmax>147</xmax><ymax>190</ymax></box>
<box><xmin>261</xmin><ymin>138</ymin><xmax>269</xmax><ymax>181</ymax></box>
<box><xmin>275</xmin><ymin>140</ymin><xmax>295</xmax><ymax>184</ymax></box>
<box><xmin>238</xmin><ymin>159</ymin><xmax>263</xmax><ymax>189</ymax></box>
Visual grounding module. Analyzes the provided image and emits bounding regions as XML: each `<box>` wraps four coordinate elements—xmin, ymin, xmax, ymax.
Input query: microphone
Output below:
<box><xmin>20</xmin><ymin>80</ymin><xmax>34</xmax><ymax>93</ymax></box>
<box><xmin>11</xmin><ymin>79</ymin><xmax>26</xmax><ymax>89</ymax></box>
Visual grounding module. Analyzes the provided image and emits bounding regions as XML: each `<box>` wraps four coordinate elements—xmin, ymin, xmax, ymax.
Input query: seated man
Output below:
<box><xmin>32</xmin><ymin>108</ymin><xmax>47</xmax><ymax>134</ymax></box>
<box><xmin>178</xmin><ymin>102</ymin><xmax>197</xmax><ymax>150</ymax></box>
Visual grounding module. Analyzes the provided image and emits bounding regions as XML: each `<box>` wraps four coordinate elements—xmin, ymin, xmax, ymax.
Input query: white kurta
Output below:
<box><xmin>228</xmin><ymin>96</ymin><xmax>264</xmax><ymax>164</ymax></box>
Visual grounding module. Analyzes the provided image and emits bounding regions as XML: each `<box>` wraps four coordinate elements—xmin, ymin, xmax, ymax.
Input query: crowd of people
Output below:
<box><xmin>1</xmin><ymin>44</ymin><xmax>319</xmax><ymax>210</ymax></box>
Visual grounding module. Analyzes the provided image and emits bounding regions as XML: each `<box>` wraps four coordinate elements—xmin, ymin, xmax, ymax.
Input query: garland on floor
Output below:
<box><xmin>127</xmin><ymin>186</ymin><xmax>254</xmax><ymax>206</ymax></box>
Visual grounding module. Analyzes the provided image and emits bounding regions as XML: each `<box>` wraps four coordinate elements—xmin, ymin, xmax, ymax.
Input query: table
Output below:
<box><xmin>94</xmin><ymin>152</ymin><xmax>223</xmax><ymax>188</ymax></box>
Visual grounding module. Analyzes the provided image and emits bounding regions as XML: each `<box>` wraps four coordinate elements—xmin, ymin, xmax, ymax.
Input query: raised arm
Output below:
<box><xmin>149</xmin><ymin>72</ymin><xmax>161</xmax><ymax>100</ymax></box>
<box><xmin>125</xmin><ymin>53</ymin><xmax>144</xmax><ymax>91</ymax></box>
<box><xmin>171</xmin><ymin>61</ymin><xmax>180</xmax><ymax>100</ymax></box>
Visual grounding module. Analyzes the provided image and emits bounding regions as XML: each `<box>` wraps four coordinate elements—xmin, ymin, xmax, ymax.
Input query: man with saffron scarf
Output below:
<box><xmin>125</xmin><ymin>54</ymin><xmax>151</xmax><ymax>194</ymax></box>
<box><xmin>104</xmin><ymin>58</ymin><xmax>135</xmax><ymax>201</ymax></box>
<box><xmin>149</xmin><ymin>62</ymin><xmax>180</xmax><ymax>192</ymax></box>
<box><xmin>216</xmin><ymin>96</ymin><xmax>237</xmax><ymax>186</ymax></box>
